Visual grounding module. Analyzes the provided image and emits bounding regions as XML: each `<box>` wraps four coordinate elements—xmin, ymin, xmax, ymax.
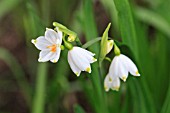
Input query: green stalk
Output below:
<box><xmin>161</xmin><ymin>74</ymin><xmax>170</xmax><ymax>113</ymax></box>
<box><xmin>32</xmin><ymin>63</ymin><xmax>48</xmax><ymax>113</ymax></box>
<box><xmin>23</xmin><ymin>0</ymin><xmax>49</xmax><ymax>113</ymax></box>
<box><xmin>82</xmin><ymin>0</ymin><xmax>108</xmax><ymax>113</ymax></box>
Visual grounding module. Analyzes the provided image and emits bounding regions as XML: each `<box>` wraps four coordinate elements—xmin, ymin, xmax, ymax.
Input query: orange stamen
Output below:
<box><xmin>47</xmin><ymin>44</ymin><xmax>57</xmax><ymax>52</ymax></box>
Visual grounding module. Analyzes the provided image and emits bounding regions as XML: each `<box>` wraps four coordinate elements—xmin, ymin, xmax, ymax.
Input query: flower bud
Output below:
<box><xmin>106</xmin><ymin>40</ymin><xmax>114</xmax><ymax>54</ymax></box>
<box><xmin>68</xmin><ymin>35</ymin><xmax>76</xmax><ymax>42</ymax></box>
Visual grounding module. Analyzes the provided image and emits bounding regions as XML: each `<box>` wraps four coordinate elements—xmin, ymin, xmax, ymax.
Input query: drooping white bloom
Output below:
<box><xmin>31</xmin><ymin>28</ymin><xmax>62</xmax><ymax>63</ymax></box>
<box><xmin>104</xmin><ymin>54</ymin><xmax>140</xmax><ymax>91</ymax></box>
<box><xmin>68</xmin><ymin>47</ymin><xmax>97</xmax><ymax>76</ymax></box>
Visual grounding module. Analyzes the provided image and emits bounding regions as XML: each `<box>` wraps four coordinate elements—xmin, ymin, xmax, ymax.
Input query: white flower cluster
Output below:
<box><xmin>32</xmin><ymin>28</ymin><xmax>97</xmax><ymax>76</ymax></box>
<box><xmin>31</xmin><ymin>23</ymin><xmax>140</xmax><ymax>92</ymax></box>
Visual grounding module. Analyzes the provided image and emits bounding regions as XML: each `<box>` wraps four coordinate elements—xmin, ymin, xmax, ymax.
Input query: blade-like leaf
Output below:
<box><xmin>74</xmin><ymin>104</ymin><xmax>86</xmax><ymax>113</ymax></box>
<box><xmin>0</xmin><ymin>48</ymin><xmax>31</xmax><ymax>106</ymax></box>
<box><xmin>82</xmin><ymin>37</ymin><xmax>101</xmax><ymax>49</ymax></box>
<box><xmin>135</xmin><ymin>6</ymin><xmax>170</xmax><ymax>38</ymax></box>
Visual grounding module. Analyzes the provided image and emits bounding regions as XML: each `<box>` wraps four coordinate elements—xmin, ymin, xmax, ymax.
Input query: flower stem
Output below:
<box><xmin>32</xmin><ymin>63</ymin><xmax>48</xmax><ymax>113</ymax></box>
<box><xmin>62</xmin><ymin>35</ymin><xmax>73</xmax><ymax>50</ymax></box>
<box><xmin>82</xmin><ymin>0</ymin><xmax>109</xmax><ymax>113</ymax></box>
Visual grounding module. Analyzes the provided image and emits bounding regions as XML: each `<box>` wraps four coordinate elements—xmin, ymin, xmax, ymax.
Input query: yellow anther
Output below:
<box><xmin>86</xmin><ymin>67</ymin><xmax>91</xmax><ymax>73</ymax></box>
<box><xmin>47</xmin><ymin>44</ymin><xmax>57</xmax><ymax>52</ymax></box>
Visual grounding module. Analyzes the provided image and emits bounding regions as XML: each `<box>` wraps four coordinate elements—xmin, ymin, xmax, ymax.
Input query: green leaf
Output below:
<box><xmin>112</xmin><ymin>0</ymin><xmax>155</xmax><ymax>113</ymax></box>
<box><xmin>0</xmin><ymin>0</ymin><xmax>21</xmax><ymax>19</ymax></box>
<box><xmin>113</xmin><ymin>0</ymin><xmax>138</xmax><ymax>59</ymax></box>
<box><xmin>82</xmin><ymin>37</ymin><xmax>101</xmax><ymax>49</ymax></box>
<box><xmin>0</xmin><ymin>48</ymin><xmax>31</xmax><ymax>106</ymax></box>
<box><xmin>135</xmin><ymin>6</ymin><xmax>170</xmax><ymax>38</ymax></box>
<box><xmin>32</xmin><ymin>63</ymin><xmax>48</xmax><ymax>113</ymax></box>
<box><xmin>74</xmin><ymin>104</ymin><xmax>86</xmax><ymax>113</ymax></box>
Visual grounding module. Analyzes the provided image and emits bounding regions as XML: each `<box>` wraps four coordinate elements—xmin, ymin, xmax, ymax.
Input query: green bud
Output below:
<box><xmin>99</xmin><ymin>23</ymin><xmax>111</xmax><ymax>64</ymax></box>
<box><xmin>114</xmin><ymin>43</ymin><xmax>121</xmax><ymax>56</ymax></box>
<box><xmin>60</xmin><ymin>45</ymin><xmax>65</xmax><ymax>50</ymax></box>
<box><xmin>63</xmin><ymin>37</ymin><xmax>73</xmax><ymax>50</ymax></box>
<box><xmin>106</xmin><ymin>40</ymin><xmax>114</xmax><ymax>54</ymax></box>
<box><xmin>68</xmin><ymin>35</ymin><xmax>76</xmax><ymax>42</ymax></box>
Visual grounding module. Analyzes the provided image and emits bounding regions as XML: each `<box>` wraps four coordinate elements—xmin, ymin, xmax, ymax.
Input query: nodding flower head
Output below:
<box><xmin>67</xmin><ymin>47</ymin><xmax>97</xmax><ymax>76</ymax></box>
<box><xmin>104</xmin><ymin>54</ymin><xmax>140</xmax><ymax>91</ymax></box>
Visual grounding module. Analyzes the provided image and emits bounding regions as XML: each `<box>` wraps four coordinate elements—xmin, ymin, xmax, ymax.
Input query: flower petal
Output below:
<box><xmin>104</xmin><ymin>75</ymin><xmax>112</xmax><ymax>92</ymax></box>
<box><xmin>117</xmin><ymin>59</ymin><xmax>128</xmax><ymax>82</ymax></box>
<box><xmin>80</xmin><ymin>48</ymin><xmax>97</xmax><ymax>63</ymax></box>
<box><xmin>38</xmin><ymin>50</ymin><xmax>55</xmax><ymax>62</ymax></box>
<box><xmin>109</xmin><ymin>56</ymin><xmax>119</xmax><ymax>78</ymax></box>
<box><xmin>45</xmin><ymin>28</ymin><xmax>59</xmax><ymax>44</ymax></box>
<box><xmin>56</xmin><ymin>27</ymin><xmax>62</xmax><ymax>44</ymax></box>
<box><xmin>68</xmin><ymin>47</ymin><xmax>91</xmax><ymax>73</ymax></box>
<box><xmin>111</xmin><ymin>77</ymin><xmax>120</xmax><ymax>91</ymax></box>
<box><xmin>75</xmin><ymin>47</ymin><xmax>95</xmax><ymax>56</ymax></box>
<box><xmin>50</xmin><ymin>47</ymin><xmax>61</xmax><ymax>63</ymax></box>
<box><xmin>31</xmin><ymin>36</ymin><xmax>52</xmax><ymax>50</ymax></box>
<box><xmin>121</xmin><ymin>54</ymin><xmax>140</xmax><ymax>76</ymax></box>
<box><xmin>68</xmin><ymin>52</ymin><xmax>81</xmax><ymax>76</ymax></box>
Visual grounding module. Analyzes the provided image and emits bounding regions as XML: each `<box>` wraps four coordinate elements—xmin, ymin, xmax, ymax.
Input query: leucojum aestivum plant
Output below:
<box><xmin>31</xmin><ymin>22</ymin><xmax>140</xmax><ymax>91</ymax></box>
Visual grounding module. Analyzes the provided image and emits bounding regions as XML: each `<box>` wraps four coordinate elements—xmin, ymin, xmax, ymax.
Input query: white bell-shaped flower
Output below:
<box><xmin>104</xmin><ymin>75</ymin><xmax>120</xmax><ymax>91</ymax></box>
<box><xmin>68</xmin><ymin>47</ymin><xmax>97</xmax><ymax>76</ymax></box>
<box><xmin>104</xmin><ymin>54</ymin><xmax>140</xmax><ymax>91</ymax></box>
<box><xmin>31</xmin><ymin>28</ymin><xmax>62</xmax><ymax>63</ymax></box>
<box><xmin>109</xmin><ymin>54</ymin><xmax>140</xmax><ymax>82</ymax></box>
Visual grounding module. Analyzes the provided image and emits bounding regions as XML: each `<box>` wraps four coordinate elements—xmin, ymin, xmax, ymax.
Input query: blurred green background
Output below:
<box><xmin>0</xmin><ymin>0</ymin><xmax>170</xmax><ymax>113</ymax></box>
